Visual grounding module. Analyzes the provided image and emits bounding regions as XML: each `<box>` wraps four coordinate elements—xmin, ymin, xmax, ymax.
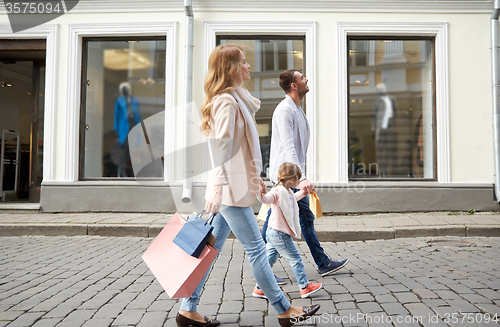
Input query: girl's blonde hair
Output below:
<box><xmin>276</xmin><ymin>162</ymin><xmax>302</xmax><ymax>186</ymax></box>
<box><xmin>200</xmin><ymin>44</ymin><xmax>244</xmax><ymax>136</ymax></box>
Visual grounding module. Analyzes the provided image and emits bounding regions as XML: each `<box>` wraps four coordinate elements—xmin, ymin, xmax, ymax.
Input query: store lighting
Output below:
<box><xmin>0</xmin><ymin>68</ymin><xmax>14</xmax><ymax>87</ymax></box>
<box><xmin>138</xmin><ymin>78</ymin><xmax>156</xmax><ymax>85</ymax></box>
<box><xmin>103</xmin><ymin>49</ymin><xmax>151</xmax><ymax>70</ymax></box>
<box><xmin>0</xmin><ymin>81</ymin><xmax>13</xmax><ymax>87</ymax></box>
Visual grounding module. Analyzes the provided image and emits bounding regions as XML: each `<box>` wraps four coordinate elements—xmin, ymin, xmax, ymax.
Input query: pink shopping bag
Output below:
<box><xmin>142</xmin><ymin>213</ymin><xmax>219</xmax><ymax>298</ymax></box>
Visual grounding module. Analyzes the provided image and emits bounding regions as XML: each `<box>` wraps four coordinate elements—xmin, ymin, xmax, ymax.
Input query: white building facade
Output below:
<box><xmin>0</xmin><ymin>0</ymin><xmax>499</xmax><ymax>213</ymax></box>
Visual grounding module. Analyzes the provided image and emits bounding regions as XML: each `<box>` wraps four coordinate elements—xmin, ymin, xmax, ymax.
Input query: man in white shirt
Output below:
<box><xmin>262</xmin><ymin>69</ymin><xmax>348</xmax><ymax>277</ymax></box>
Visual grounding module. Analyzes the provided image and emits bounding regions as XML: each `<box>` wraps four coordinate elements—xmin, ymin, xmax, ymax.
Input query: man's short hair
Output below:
<box><xmin>279</xmin><ymin>69</ymin><xmax>298</xmax><ymax>94</ymax></box>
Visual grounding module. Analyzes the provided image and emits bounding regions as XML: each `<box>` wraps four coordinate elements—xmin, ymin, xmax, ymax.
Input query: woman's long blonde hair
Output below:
<box><xmin>200</xmin><ymin>44</ymin><xmax>244</xmax><ymax>136</ymax></box>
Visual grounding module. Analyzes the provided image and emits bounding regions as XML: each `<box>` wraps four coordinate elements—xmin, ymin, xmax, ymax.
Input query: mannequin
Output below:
<box><xmin>113</xmin><ymin>82</ymin><xmax>142</xmax><ymax>177</ymax></box>
<box><xmin>372</xmin><ymin>83</ymin><xmax>397</xmax><ymax>177</ymax></box>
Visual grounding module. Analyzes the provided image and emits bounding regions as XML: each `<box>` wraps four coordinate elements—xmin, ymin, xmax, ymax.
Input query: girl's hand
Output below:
<box><xmin>205</xmin><ymin>185</ymin><xmax>223</xmax><ymax>214</ymax></box>
<box><xmin>259</xmin><ymin>178</ymin><xmax>267</xmax><ymax>196</ymax></box>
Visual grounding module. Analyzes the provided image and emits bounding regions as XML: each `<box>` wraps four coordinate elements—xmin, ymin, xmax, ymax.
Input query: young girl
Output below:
<box><xmin>253</xmin><ymin>162</ymin><xmax>322</xmax><ymax>299</ymax></box>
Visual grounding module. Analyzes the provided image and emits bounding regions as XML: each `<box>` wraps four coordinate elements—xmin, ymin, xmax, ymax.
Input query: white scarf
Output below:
<box><xmin>230</xmin><ymin>87</ymin><xmax>262</xmax><ymax>177</ymax></box>
<box><xmin>277</xmin><ymin>185</ymin><xmax>301</xmax><ymax>239</ymax></box>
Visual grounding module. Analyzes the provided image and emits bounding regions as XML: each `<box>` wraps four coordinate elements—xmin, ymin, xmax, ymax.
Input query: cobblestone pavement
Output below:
<box><xmin>0</xmin><ymin>236</ymin><xmax>499</xmax><ymax>327</ymax></box>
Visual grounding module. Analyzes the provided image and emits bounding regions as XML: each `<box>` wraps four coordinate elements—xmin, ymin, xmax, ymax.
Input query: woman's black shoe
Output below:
<box><xmin>176</xmin><ymin>313</ymin><xmax>220</xmax><ymax>327</ymax></box>
<box><xmin>278</xmin><ymin>304</ymin><xmax>321</xmax><ymax>327</ymax></box>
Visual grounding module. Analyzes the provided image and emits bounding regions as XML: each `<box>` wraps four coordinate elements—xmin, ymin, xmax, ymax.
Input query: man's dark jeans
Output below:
<box><xmin>260</xmin><ymin>187</ymin><xmax>331</xmax><ymax>270</ymax></box>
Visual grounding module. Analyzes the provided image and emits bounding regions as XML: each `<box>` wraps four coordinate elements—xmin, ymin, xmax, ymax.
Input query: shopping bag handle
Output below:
<box><xmin>207</xmin><ymin>213</ymin><xmax>215</xmax><ymax>225</ymax></box>
<box><xmin>196</xmin><ymin>210</ymin><xmax>215</xmax><ymax>225</ymax></box>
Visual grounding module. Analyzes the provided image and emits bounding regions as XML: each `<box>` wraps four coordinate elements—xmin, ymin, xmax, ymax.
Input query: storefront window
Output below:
<box><xmin>217</xmin><ymin>37</ymin><xmax>305</xmax><ymax>178</ymax></box>
<box><xmin>80</xmin><ymin>37</ymin><xmax>166</xmax><ymax>179</ymax></box>
<box><xmin>348</xmin><ymin>38</ymin><xmax>435</xmax><ymax>179</ymax></box>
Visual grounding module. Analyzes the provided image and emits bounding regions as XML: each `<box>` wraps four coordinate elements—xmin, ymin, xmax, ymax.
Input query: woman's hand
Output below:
<box><xmin>260</xmin><ymin>178</ymin><xmax>267</xmax><ymax>196</ymax></box>
<box><xmin>205</xmin><ymin>185</ymin><xmax>223</xmax><ymax>214</ymax></box>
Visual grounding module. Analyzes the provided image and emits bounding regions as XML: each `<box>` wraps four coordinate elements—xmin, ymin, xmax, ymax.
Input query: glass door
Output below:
<box><xmin>0</xmin><ymin>40</ymin><xmax>46</xmax><ymax>202</ymax></box>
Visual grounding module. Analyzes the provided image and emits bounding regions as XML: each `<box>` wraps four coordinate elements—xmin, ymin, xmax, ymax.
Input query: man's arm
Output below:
<box><xmin>274</xmin><ymin>106</ymin><xmax>302</xmax><ymax>171</ymax></box>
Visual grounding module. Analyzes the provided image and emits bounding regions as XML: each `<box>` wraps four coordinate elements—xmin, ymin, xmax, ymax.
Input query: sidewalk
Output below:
<box><xmin>0</xmin><ymin>210</ymin><xmax>499</xmax><ymax>241</ymax></box>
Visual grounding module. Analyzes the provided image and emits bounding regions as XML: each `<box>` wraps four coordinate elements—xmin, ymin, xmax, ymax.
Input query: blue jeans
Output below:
<box><xmin>261</xmin><ymin>188</ymin><xmax>331</xmax><ymax>270</ymax></box>
<box><xmin>180</xmin><ymin>206</ymin><xmax>291</xmax><ymax>314</ymax></box>
<box><xmin>265</xmin><ymin>227</ymin><xmax>309</xmax><ymax>289</ymax></box>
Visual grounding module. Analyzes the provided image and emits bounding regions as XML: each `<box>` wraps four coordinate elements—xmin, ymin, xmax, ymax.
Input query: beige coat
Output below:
<box><xmin>205</xmin><ymin>93</ymin><xmax>260</xmax><ymax>207</ymax></box>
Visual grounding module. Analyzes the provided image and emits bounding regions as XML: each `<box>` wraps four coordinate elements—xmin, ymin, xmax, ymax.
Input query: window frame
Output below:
<box><xmin>66</xmin><ymin>22</ymin><xmax>176</xmax><ymax>183</ymax></box>
<box><xmin>347</xmin><ymin>35</ymin><xmax>437</xmax><ymax>181</ymax></box>
<box><xmin>216</xmin><ymin>35</ymin><xmax>306</xmax><ymax>180</ymax></box>
<box><xmin>79</xmin><ymin>36</ymin><xmax>167</xmax><ymax>180</ymax></box>
<box><xmin>337</xmin><ymin>22</ymin><xmax>449</xmax><ymax>183</ymax></box>
<box><xmin>0</xmin><ymin>24</ymin><xmax>58</xmax><ymax>183</ymax></box>
<box><xmin>205</xmin><ymin>21</ymin><xmax>317</xmax><ymax>181</ymax></box>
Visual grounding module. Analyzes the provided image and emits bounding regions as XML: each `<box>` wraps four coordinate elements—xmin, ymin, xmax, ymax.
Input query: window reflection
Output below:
<box><xmin>217</xmin><ymin>37</ymin><xmax>305</xmax><ymax>178</ymax></box>
<box><xmin>348</xmin><ymin>39</ymin><xmax>435</xmax><ymax>179</ymax></box>
<box><xmin>81</xmin><ymin>38</ymin><xmax>166</xmax><ymax>179</ymax></box>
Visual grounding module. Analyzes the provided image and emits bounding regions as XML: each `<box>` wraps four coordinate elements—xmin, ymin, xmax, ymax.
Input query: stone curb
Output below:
<box><xmin>88</xmin><ymin>224</ymin><xmax>149</xmax><ymax>238</ymax></box>
<box><xmin>394</xmin><ymin>225</ymin><xmax>466</xmax><ymax>238</ymax></box>
<box><xmin>317</xmin><ymin>228</ymin><xmax>394</xmax><ymax>242</ymax></box>
<box><xmin>0</xmin><ymin>223</ymin><xmax>499</xmax><ymax>240</ymax></box>
<box><xmin>0</xmin><ymin>224</ymin><xmax>88</xmax><ymax>237</ymax></box>
<box><xmin>466</xmin><ymin>225</ymin><xmax>500</xmax><ymax>237</ymax></box>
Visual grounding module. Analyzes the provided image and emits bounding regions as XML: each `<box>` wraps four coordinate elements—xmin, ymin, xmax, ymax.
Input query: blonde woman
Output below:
<box><xmin>176</xmin><ymin>44</ymin><xmax>320</xmax><ymax>327</ymax></box>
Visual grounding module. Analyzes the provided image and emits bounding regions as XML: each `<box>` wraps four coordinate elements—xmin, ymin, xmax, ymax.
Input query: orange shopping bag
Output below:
<box><xmin>142</xmin><ymin>213</ymin><xmax>218</xmax><ymax>298</ymax></box>
<box><xmin>309</xmin><ymin>192</ymin><xmax>323</xmax><ymax>218</ymax></box>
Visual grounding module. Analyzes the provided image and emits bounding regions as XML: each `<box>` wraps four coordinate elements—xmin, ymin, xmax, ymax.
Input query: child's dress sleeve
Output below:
<box><xmin>260</xmin><ymin>187</ymin><xmax>279</xmax><ymax>205</ymax></box>
<box><xmin>294</xmin><ymin>189</ymin><xmax>307</xmax><ymax>202</ymax></box>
